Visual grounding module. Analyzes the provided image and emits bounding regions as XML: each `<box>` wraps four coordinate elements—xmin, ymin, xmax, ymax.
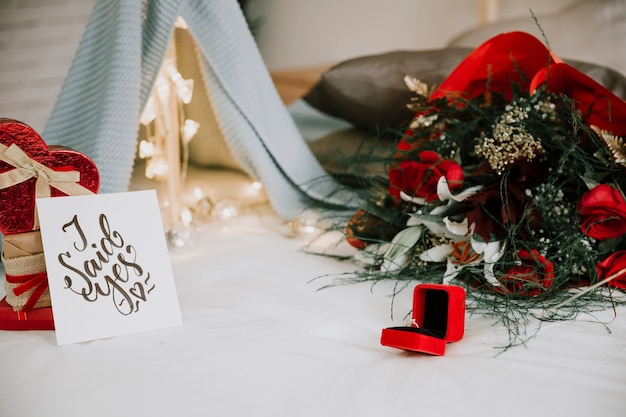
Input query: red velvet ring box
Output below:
<box><xmin>380</xmin><ymin>284</ymin><xmax>466</xmax><ymax>356</ymax></box>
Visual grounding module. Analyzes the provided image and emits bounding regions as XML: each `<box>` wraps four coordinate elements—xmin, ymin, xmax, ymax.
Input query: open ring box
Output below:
<box><xmin>381</xmin><ymin>284</ymin><xmax>466</xmax><ymax>356</ymax></box>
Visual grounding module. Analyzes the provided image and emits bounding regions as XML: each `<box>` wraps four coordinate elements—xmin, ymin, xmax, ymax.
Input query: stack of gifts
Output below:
<box><xmin>0</xmin><ymin>118</ymin><xmax>99</xmax><ymax>330</ymax></box>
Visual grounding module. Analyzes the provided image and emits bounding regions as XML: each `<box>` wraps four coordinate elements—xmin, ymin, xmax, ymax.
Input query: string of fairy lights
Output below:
<box><xmin>137</xmin><ymin>17</ymin><xmax>319</xmax><ymax>248</ymax></box>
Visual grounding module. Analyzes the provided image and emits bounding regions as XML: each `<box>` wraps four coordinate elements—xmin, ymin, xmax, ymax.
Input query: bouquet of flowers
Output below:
<box><xmin>338</xmin><ymin>32</ymin><xmax>626</xmax><ymax>340</ymax></box>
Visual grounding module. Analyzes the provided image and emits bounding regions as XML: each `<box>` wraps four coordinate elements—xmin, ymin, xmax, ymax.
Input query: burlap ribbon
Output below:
<box><xmin>2</xmin><ymin>231</ymin><xmax>50</xmax><ymax>311</ymax></box>
<box><xmin>0</xmin><ymin>142</ymin><xmax>94</xmax><ymax>229</ymax></box>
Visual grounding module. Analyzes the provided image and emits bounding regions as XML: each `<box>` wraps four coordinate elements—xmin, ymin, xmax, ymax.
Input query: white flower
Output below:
<box><xmin>400</xmin><ymin>190</ymin><xmax>426</xmax><ymax>206</ymax></box>
<box><xmin>470</xmin><ymin>236</ymin><xmax>506</xmax><ymax>286</ymax></box>
<box><xmin>406</xmin><ymin>176</ymin><xmax>482</xmax><ymax>237</ymax></box>
<box><xmin>437</xmin><ymin>176</ymin><xmax>483</xmax><ymax>203</ymax></box>
<box><xmin>400</xmin><ymin>176</ymin><xmax>482</xmax><ymax>207</ymax></box>
<box><xmin>419</xmin><ymin>236</ymin><xmax>506</xmax><ymax>286</ymax></box>
<box><xmin>443</xmin><ymin>216</ymin><xmax>469</xmax><ymax>236</ymax></box>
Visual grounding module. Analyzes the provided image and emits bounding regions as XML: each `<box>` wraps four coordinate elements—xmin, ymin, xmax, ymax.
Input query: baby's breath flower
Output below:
<box><xmin>474</xmin><ymin>104</ymin><xmax>542</xmax><ymax>173</ymax></box>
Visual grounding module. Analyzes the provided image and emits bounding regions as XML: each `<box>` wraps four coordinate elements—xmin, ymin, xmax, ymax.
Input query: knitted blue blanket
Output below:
<box><xmin>43</xmin><ymin>0</ymin><xmax>357</xmax><ymax>219</ymax></box>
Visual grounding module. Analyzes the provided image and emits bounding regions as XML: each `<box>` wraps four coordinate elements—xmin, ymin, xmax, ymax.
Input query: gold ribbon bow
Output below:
<box><xmin>0</xmin><ymin>142</ymin><xmax>95</xmax><ymax>229</ymax></box>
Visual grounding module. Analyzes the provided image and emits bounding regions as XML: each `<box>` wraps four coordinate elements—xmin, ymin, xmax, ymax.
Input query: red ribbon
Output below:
<box><xmin>424</xmin><ymin>31</ymin><xmax>626</xmax><ymax>136</ymax></box>
<box><xmin>6</xmin><ymin>271</ymin><xmax>49</xmax><ymax>312</ymax></box>
<box><xmin>530</xmin><ymin>62</ymin><xmax>626</xmax><ymax>136</ymax></box>
<box><xmin>430</xmin><ymin>31</ymin><xmax>561</xmax><ymax>102</ymax></box>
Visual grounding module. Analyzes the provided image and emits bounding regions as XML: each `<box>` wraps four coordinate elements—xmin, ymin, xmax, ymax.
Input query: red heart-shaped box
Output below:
<box><xmin>0</xmin><ymin>118</ymin><xmax>100</xmax><ymax>235</ymax></box>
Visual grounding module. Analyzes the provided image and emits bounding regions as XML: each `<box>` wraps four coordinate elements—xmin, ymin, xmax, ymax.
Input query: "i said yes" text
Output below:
<box><xmin>56</xmin><ymin>213</ymin><xmax>155</xmax><ymax>316</ymax></box>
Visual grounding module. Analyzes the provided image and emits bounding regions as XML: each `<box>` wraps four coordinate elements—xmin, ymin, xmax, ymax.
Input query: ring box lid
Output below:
<box><xmin>413</xmin><ymin>283</ymin><xmax>465</xmax><ymax>342</ymax></box>
<box><xmin>380</xmin><ymin>284</ymin><xmax>466</xmax><ymax>355</ymax></box>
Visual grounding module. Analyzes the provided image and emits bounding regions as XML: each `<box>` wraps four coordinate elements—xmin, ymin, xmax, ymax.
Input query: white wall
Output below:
<box><xmin>496</xmin><ymin>0</ymin><xmax>576</xmax><ymax>20</ymax></box>
<box><xmin>0</xmin><ymin>0</ymin><xmax>584</xmax><ymax>133</ymax></box>
<box><xmin>251</xmin><ymin>0</ymin><xmax>579</xmax><ymax>70</ymax></box>
<box><xmin>251</xmin><ymin>0</ymin><xmax>479</xmax><ymax>70</ymax></box>
<box><xmin>0</xmin><ymin>0</ymin><xmax>96</xmax><ymax>133</ymax></box>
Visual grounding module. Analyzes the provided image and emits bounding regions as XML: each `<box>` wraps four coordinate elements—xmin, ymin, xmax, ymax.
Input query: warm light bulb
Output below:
<box><xmin>214</xmin><ymin>199</ymin><xmax>239</xmax><ymax>222</ymax></box>
<box><xmin>294</xmin><ymin>210</ymin><xmax>321</xmax><ymax>236</ymax></box>
<box><xmin>146</xmin><ymin>157</ymin><xmax>169</xmax><ymax>179</ymax></box>
<box><xmin>180</xmin><ymin>207</ymin><xmax>193</xmax><ymax>225</ymax></box>
<box><xmin>177</xmin><ymin>79</ymin><xmax>194</xmax><ymax>104</ymax></box>
<box><xmin>166</xmin><ymin>223</ymin><xmax>197</xmax><ymax>248</ymax></box>
<box><xmin>167</xmin><ymin>66</ymin><xmax>194</xmax><ymax>104</ymax></box>
<box><xmin>193</xmin><ymin>187</ymin><xmax>204</xmax><ymax>199</ymax></box>
<box><xmin>139</xmin><ymin>96</ymin><xmax>157</xmax><ymax>125</ymax></box>
<box><xmin>175</xmin><ymin>16</ymin><xmax>189</xmax><ymax>29</ymax></box>
<box><xmin>182</xmin><ymin>119</ymin><xmax>200</xmax><ymax>143</ymax></box>
<box><xmin>155</xmin><ymin>74</ymin><xmax>170</xmax><ymax>103</ymax></box>
<box><xmin>138</xmin><ymin>140</ymin><xmax>156</xmax><ymax>158</ymax></box>
<box><xmin>298</xmin><ymin>221</ymin><xmax>317</xmax><ymax>235</ymax></box>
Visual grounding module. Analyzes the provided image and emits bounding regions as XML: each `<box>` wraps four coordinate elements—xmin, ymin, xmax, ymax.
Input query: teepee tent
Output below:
<box><xmin>42</xmin><ymin>0</ymin><xmax>356</xmax><ymax>220</ymax></box>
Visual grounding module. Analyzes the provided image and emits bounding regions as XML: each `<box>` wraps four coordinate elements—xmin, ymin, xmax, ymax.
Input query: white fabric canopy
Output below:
<box><xmin>43</xmin><ymin>0</ymin><xmax>358</xmax><ymax>220</ymax></box>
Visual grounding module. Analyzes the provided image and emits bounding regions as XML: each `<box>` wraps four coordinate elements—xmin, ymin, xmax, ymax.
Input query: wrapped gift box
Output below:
<box><xmin>0</xmin><ymin>118</ymin><xmax>99</xmax><ymax>327</ymax></box>
<box><xmin>2</xmin><ymin>230</ymin><xmax>51</xmax><ymax>311</ymax></box>
<box><xmin>381</xmin><ymin>284</ymin><xmax>466</xmax><ymax>355</ymax></box>
<box><xmin>0</xmin><ymin>297</ymin><xmax>54</xmax><ymax>330</ymax></box>
<box><xmin>0</xmin><ymin>118</ymin><xmax>100</xmax><ymax>235</ymax></box>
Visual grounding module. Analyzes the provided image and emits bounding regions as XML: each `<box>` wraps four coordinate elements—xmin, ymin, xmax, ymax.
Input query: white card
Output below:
<box><xmin>36</xmin><ymin>190</ymin><xmax>182</xmax><ymax>345</ymax></box>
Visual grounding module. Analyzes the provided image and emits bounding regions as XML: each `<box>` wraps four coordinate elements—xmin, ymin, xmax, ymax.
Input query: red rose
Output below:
<box><xmin>496</xmin><ymin>249</ymin><xmax>554</xmax><ymax>297</ymax></box>
<box><xmin>388</xmin><ymin>150</ymin><xmax>463</xmax><ymax>202</ymax></box>
<box><xmin>596</xmin><ymin>251</ymin><xmax>626</xmax><ymax>289</ymax></box>
<box><xmin>577</xmin><ymin>184</ymin><xmax>626</xmax><ymax>240</ymax></box>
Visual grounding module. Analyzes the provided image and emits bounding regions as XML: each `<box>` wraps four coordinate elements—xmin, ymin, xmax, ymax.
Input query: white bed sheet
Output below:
<box><xmin>1</xmin><ymin>169</ymin><xmax>625</xmax><ymax>417</ymax></box>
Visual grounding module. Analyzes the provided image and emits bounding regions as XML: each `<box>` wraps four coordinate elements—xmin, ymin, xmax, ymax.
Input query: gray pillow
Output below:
<box><xmin>304</xmin><ymin>48</ymin><xmax>626</xmax><ymax>130</ymax></box>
